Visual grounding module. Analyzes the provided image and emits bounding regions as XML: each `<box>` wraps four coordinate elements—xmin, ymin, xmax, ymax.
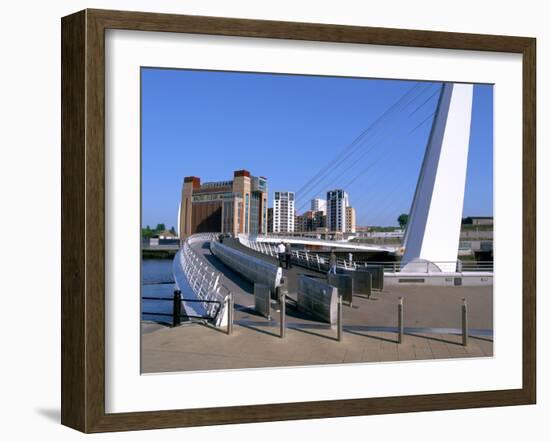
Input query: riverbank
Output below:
<box><xmin>142</xmin><ymin>249</ymin><xmax>177</xmax><ymax>259</ymax></box>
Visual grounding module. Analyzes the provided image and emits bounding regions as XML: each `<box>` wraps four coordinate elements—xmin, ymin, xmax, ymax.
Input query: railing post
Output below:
<box><xmin>398</xmin><ymin>297</ymin><xmax>404</xmax><ymax>344</ymax></box>
<box><xmin>214</xmin><ymin>273</ymin><xmax>220</xmax><ymax>290</ymax></box>
<box><xmin>279</xmin><ymin>287</ymin><xmax>286</xmax><ymax>339</ymax></box>
<box><xmin>227</xmin><ymin>293</ymin><xmax>234</xmax><ymax>335</ymax></box>
<box><xmin>462</xmin><ymin>298</ymin><xmax>468</xmax><ymax>346</ymax></box>
<box><xmin>172</xmin><ymin>289</ymin><xmax>182</xmax><ymax>327</ymax></box>
<box><xmin>337</xmin><ymin>294</ymin><xmax>343</xmax><ymax>342</ymax></box>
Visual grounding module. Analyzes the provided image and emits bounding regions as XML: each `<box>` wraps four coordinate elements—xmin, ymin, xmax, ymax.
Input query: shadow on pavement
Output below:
<box><xmin>469</xmin><ymin>335</ymin><xmax>494</xmax><ymax>343</ymax></box>
<box><xmin>237</xmin><ymin>321</ymin><xmax>281</xmax><ymax>338</ymax></box>
<box><xmin>407</xmin><ymin>332</ymin><xmax>462</xmax><ymax>346</ymax></box>
<box><xmin>290</xmin><ymin>326</ymin><xmax>338</xmax><ymax>341</ymax></box>
<box><xmin>345</xmin><ymin>329</ymin><xmax>398</xmax><ymax>344</ymax></box>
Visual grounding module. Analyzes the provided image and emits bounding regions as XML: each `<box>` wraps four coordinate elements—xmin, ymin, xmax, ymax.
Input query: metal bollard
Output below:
<box><xmin>172</xmin><ymin>289</ymin><xmax>182</xmax><ymax>327</ymax></box>
<box><xmin>398</xmin><ymin>297</ymin><xmax>404</xmax><ymax>344</ymax></box>
<box><xmin>279</xmin><ymin>288</ymin><xmax>286</xmax><ymax>339</ymax></box>
<box><xmin>462</xmin><ymin>298</ymin><xmax>468</xmax><ymax>346</ymax></box>
<box><xmin>337</xmin><ymin>294</ymin><xmax>343</xmax><ymax>342</ymax></box>
<box><xmin>227</xmin><ymin>292</ymin><xmax>234</xmax><ymax>335</ymax></box>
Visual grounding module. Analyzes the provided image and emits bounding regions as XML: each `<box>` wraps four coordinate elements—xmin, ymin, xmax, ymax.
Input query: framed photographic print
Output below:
<box><xmin>61</xmin><ymin>9</ymin><xmax>536</xmax><ymax>433</ymax></box>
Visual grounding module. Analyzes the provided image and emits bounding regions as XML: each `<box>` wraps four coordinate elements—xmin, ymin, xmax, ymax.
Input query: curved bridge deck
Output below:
<box><xmin>190</xmin><ymin>238</ymin><xmax>325</xmax><ymax>325</ymax></box>
<box><xmin>141</xmin><ymin>236</ymin><xmax>493</xmax><ymax>373</ymax></box>
<box><xmin>251</xmin><ymin>234</ymin><xmax>397</xmax><ymax>253</ymax></box>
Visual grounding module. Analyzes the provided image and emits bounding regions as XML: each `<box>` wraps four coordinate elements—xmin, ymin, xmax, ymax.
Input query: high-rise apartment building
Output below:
<box><xmin>179</xmin><ymin>170</ymin><xmax>268</xmax><ymax>238</ymax></box>
<box><xmin>326</xmin><ymin>189</ymin><xmax>350</xmax><ymax>232</ymax></box>
<box><xmin>310</xmin><ymin>198</ymin><xmax>327</xmax><ymax>215</ymax></box>
<box><xmin>295</xmin><ymin>210</ymin><xmax>326</xmax><ymax>232</ymax></box>
<box><xmin>273</xmin><ymin>191</ymin><xmax>295</xmax><ymax>233</ymax></box>
<box><xmin>345</xmin><ymin>206</ymin><xmax>356</xmax><ymax>234</ymax></box>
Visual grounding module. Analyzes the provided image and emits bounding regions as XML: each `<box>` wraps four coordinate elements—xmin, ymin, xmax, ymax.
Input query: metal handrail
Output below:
<box><xmin>142</xmin><ymin>292</ymin><xmax>223</xmax><ymax>323</ymax></box>
<box><xmin>174</xmin><ymin>233</ymin><xmax>231</xmax><ymax>326</ymax></box>
<box><xmin>254</xmin><ymin>233</ymin><xmax>396</xmax><ymax>251</ymax></box>
<box><xmin>142</xmin><ymin>297</ymin><xmax>222</xmax><ymax>303</ymax></box>
<box><xmin>238</xmin><ymin>235</ymin><xmax>493</xmax><ymax>273</ymax></box>
<box><xmin>210</xmin><ymin>240</ymin><xmax>283</xmax><ymax>291</ymax></box>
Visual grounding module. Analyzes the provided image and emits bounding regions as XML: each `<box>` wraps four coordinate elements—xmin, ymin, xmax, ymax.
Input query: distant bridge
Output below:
<box><xmin>242</xmin><ymin>234</ymin><xmax>397</xmax><ymax>253</ymax></box>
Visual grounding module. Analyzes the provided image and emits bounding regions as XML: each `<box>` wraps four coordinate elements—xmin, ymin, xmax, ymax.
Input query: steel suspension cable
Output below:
<box><xmin>295</xmin><ymin>83</ymin><xmax>438</xmax><ymax>208</ymax></box>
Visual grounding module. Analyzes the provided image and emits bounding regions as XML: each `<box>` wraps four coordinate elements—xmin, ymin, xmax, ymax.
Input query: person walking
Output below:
<box><xmin>276</xmin><ymin>242</ymin><xmax>285</xmax><ymax>268</ymax></box>
<box><xmin>284</xmin><ymin>242</ymin><xmax>293</xmax><ymax>269</ymax></box>
<box><xmin>329</xmin><ymin>249</ymin><xmax>337</xmax><ymax>274</ymax></box>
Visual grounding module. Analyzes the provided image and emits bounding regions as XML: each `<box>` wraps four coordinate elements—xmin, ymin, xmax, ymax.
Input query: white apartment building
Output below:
<box><xmin>273</xmin><ymin>191</ymin><xmax>295</xmax><ymax>233</ymax></box>
<box><xmin>327</xmin><ymin>189</ymin><xmax>350</xmax><ymax>232</ymax></box>
<box><xmin>310</xmin><ymin>198</ymin><xmax>327</xmax><ymax>215</ymax></box>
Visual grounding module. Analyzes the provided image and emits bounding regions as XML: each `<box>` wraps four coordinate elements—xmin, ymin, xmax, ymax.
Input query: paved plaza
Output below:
<box><xmin>142</xmin><ymin>280</ymin><xmax>493</xmax><ymax>373</ymax></box>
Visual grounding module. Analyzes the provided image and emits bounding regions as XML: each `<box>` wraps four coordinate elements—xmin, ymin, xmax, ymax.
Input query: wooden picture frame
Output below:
<box><xmin>61</xmin><ymin>8</ymin><xmax>536</xmax><ymax>433</ymax></box>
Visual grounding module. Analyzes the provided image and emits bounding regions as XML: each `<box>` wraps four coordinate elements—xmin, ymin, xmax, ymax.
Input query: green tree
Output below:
<box><xmin>155</xmin><ymin>223</ymin><xmax>166</xmax><ymax>232</ymax></box>
<box><xmin>142</xmin><ymin>225</ymin><xmax>154</xmax><ymax>239</ymax></box>
<box><xmin>169</xmin><ymin>226</ymin><xmax>177</xmax><ymax>235</ymax></box>
<box><xmin>397</xmin><ymin>213</ymin><xmax>409</xmax><ymax>229</ymax></box>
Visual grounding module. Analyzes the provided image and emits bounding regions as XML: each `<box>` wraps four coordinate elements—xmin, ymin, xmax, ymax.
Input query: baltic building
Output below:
<box><xmin>267</xmin><ymin>207</ymin><xmax>274</xmax><ymax>233</ymax></box>
<box><xmin>179</xmin><ymin>170</ymin><xmax>268</xmax><ymax>238</ymax></box>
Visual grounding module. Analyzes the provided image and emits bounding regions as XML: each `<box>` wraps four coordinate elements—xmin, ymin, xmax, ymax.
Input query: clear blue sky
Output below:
<box><xmin>141</xmin><ymin>68</ymin><xmax>493</xmax><ymax>229</ymax></box>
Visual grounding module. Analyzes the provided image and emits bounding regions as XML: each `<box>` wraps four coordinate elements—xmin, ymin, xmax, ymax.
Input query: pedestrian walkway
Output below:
<box><xmin>142</xmin><ymin>238</ymin><xmax>493</xmax><ymax>373</ymax></box>
<box><xmin>142</xmin><ymin>320</ymin><xmax>493</xmax><ymax>373</ymax></box>
<box><xmin>220</xmin><ymin>237</ymin><xmax>326</xmax><ymax>294</ymax></box>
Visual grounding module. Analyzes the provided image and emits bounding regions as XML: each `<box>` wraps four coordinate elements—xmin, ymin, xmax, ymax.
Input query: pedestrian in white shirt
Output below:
<box><xmin>276</xmin><ymin>242</ymin><xmax>285</xmax><ymax>267</ymax></box>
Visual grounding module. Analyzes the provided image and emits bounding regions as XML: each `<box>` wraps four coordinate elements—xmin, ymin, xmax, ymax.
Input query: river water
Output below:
<box><xmin>141</xmin><ymin>258</ymin><xmax>176</xmax><ymax>324</ymax></box>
